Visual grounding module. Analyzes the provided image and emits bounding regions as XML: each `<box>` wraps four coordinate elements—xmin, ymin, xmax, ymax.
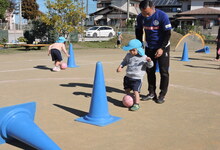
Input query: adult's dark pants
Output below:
<box><xmin>145</xmin><ymin>46</ymin><xmax>170</xmax><ymax>97</ymax></box>
<box><xmin>216</xmin><ymin>41</ymin><xmax>220</xmax><ymax>59</ymax></box>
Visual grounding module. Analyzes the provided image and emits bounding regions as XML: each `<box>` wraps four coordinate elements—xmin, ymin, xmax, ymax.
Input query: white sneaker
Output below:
<box><xmin>52</xmin><ymin>66</ymin><xmax>60</xmax><ymax>72</ymax></box>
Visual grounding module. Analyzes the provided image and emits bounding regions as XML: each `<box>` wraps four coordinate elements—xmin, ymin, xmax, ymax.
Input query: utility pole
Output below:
<box><xmin>19</xmin><ymin>0</ymin><xmax>22</xmax><ymax>30</ymax></box>
<box><xmin>81</xmin><ymin>0</ymin><xmax>84</xmax><ymax>41</ymax></box>
<box><xmin>86</xmin><ymin>0</ymin><xmax>89</xmax><ymax>15</ymax></box>
<box><xmin>127</xmin><ymin>0</ymin><xmax>130</xmax><ymax>21</ymax></box>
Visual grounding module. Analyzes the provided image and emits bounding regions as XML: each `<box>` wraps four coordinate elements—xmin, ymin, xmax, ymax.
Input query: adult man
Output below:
<box><xmin>214</xmin><ymin>15</ymin><xmax>220</xmax><ymax>61</ymax></box>
<box><xmin>135</xmin><ymin>0</ymin><xmax>172</xmax><ymax>104</ymax></box>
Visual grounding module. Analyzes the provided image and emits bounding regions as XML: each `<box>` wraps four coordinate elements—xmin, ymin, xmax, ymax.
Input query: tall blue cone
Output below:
<box><xmin>155</xmin><ymin>61</ymin><xmax>160</xmax><ymax>72</ymax></box>
<box><xmin>67</xmin><ymin>43</ymin><xmax>79</xmax><ymax>68</ymax></box>
<box><xmin>180</xmin><ymin>42</ymin><xmax>190</xmax><ymax>61</ymax></box>
<box><xmin>75</xmin><ymin>61</ymin><xmax>121</xmax><ymax>126</ymax></box>
<box><xmin>195</xmin><ymin>46</ymin><xmax>210</xmax><ymax>54</ymax></box>
<box><xmin>0</xmin><ymin>102</ymin><xmax>61</xmax><ymax>150</ymax></box>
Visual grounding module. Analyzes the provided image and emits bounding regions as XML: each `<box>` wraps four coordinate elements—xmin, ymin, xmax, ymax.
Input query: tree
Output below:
<box><xmin>22</xmin><ymin>0</ymin><xmax>40</xmax><ymax>20</ymax></box>
<box><xmin>24</xmin><ymin>19</ymin><xmax>56</xmax><ymax>44</ymax></box>
<box><xmin>0</xmin><ymin>0</ymin><xmax>10</xmax><ymax>20</ymax></box>
<box><xmin>41</xmin><ymin>0</ymin><xmax>86</xmax><ymax>38</ymax></box>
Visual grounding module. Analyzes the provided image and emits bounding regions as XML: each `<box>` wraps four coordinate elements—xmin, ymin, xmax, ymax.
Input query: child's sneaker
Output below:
<box><xmin>129</xmin><ymin>104</ymin><xmax>140</xmax><ymax>111</ymax></box>
<box><xmin>52</xmin><ymin>66</ymin><xmax>60</xmax><ymax>72</ymax></box>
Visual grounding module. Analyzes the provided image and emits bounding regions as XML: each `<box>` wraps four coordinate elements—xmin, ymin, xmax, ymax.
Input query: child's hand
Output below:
<box><xmin>117</xmin><ymin>66</ymin><xmax>122</xmax><ymax>72</ymax></box>
<box><xmin>67</xmin><ymin>54</ymin><xmax>70</xmax><ymax>57</ymax></box>
<box><xmin>146</xmin><ymin>57</ymin><xmax>152</xmax><ymax>62</ymax></box>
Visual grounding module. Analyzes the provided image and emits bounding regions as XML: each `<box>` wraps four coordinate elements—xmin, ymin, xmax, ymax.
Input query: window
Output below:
<box><xmin>187</xmin><ymin>5</ymin><xmax>191</xmax><ymax>10</ymax></box>
<box><xmin>204</xmin><ymin>2</ymin><xmax>220</xmax><ymax>7</ymax></box>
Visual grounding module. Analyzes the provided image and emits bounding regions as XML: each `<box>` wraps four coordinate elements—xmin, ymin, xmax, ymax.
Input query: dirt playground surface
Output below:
<box><xmin>0</xmin><ymin>46</ymin><xmax>219</xmax><ymax>150</ymax></box>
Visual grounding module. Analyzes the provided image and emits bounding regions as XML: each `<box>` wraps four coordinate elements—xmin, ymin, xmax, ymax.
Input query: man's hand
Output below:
<box><xmin>155</xmin><ymin>48</ymin><xmax>163</xmax><ymax>58</ymax></box>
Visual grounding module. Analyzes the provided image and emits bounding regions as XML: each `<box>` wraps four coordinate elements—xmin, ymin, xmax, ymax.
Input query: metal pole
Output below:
<box><xmin>127</xmin><ymin>0</ymin><xmax>130</xmax><ymax>21</ymax></box>
<box><xmin>86</xmin><ymin>0</ymin><xmax>89</xmax><ymax>15</ymax></box>
<box><xmin>19</xmin><ymin>0</ymin><xmax>22</xmax><ymax>30</ymax></box>
<box><xmin>81</xmin><ymin>0</ymin><xmax>84</xmax><ymax>41</ymax></box>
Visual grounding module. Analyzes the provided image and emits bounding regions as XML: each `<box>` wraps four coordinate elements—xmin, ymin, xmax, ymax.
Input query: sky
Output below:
<box><xmin>36</xmin><ymin>0</ymin><xmax>97</xmax><ymax>14</ymax></box>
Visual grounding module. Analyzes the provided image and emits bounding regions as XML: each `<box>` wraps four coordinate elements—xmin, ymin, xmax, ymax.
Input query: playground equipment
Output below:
<box><xmin>67</xmin><ymin>43</ymin><xmax>79</xmax><ymax>68</ymax></box>
<box><xmin>175</xmin><ymin>32</ymin><xmax>205</xmax><ymax>52</ymax></box>
<box><xmin>75</xmin><ymin>61</ymin><xmax>121</xmax><ymax>126</ymax></box>
<box><xmin>195</xmin><ymin>46</ymin><xmax>210</xmax><ymax>54</ymax></box>
<box><xmin>0</xmin><ymin>102</ymin><xmax>61</xmax><ymax>150</ymax></box>
<box><xmin>180</xmin><ymin>42</ymin><xmax>190</xmax><ymax>61</ymax></box>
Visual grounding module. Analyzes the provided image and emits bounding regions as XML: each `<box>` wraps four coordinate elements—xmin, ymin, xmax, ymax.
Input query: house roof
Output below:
<box><xmin>89</xmin><ymin>5</ymin><xmax>138</xmax><ymax>16</ymax></box>
<box><xmin>153</xmin><ymin>0</ymin><xmax>182</xmax><ymax>6</ymax></box>
<box><xmin>177</xmin><ymin>7</ymin><xmax>220</xmax><ymax>15</ymax></box>
<box><xmin>176</xmin><ymin>16</ymin><xmax>197</xmax><ymax>20</ymax></box>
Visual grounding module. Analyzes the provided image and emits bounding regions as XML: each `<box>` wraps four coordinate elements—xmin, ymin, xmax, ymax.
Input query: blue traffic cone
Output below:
<box><xmin>155</xmin><ymin>61</ymin><xmax>159</xmax><ymax>72</ymax></box>
<box><xmin>204</xmin><ymin>46</ymin><xmax>210</xmax><ymax>54</ymax></box>
<box><xmin>180</xmin><ymin>42</ymin><xmax>190</xmax><ymax>61</ymax></box>
<box><xmin>0</xmin><ymin>102</ymin><xmax>61</xmax><ymax>150</ymax></box>
<box><xmin>67</xmin><ymin>43</ymin><xmax>79</xmax><ymax>68</ymax></box>
<box><xmin>195</xmin><ymin>48</ymin><xmax>205</xmax><ymax>53</ymax></box>
<box><xmin>75</xmin><ymin>61</ymin><xmax>121</xmax><ymax>126</ymax></box>
<box><xmin>195</xmin><ymin>46</ymin><xmax>210</xmax><ymax>54</ymax></box>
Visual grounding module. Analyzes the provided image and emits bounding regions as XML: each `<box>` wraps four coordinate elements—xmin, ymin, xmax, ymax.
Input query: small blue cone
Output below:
<box><xmin>75</xmin><ymin>61</ymin><xmax>121</xmax><ymax>126</ymax></box>
<box><xmin>0</xmin><ymin>102</ymin><xmax>61</xmax><ymax>150</ymax></box>
<box><xmin>155</xmin><ymin>61</ymin><xmax>160</xmax><ymax>72</ymax></box>
<box><xmin>195</xmin><ymin>46</ymin><xmax>210</xmax><ymax>54</ymax></box>
<box><xmin>204</xmin><ymin>46</ymin><xmax>210</xmax><ymax>54</ymax></box>
<box><xmin>67</xmin><ymin>43</ymin><xmax>79</xmax><ymax>68</ymax></box>
<box><xmin>180</xmin><ymin>42</ymin><xmax>190</xmax><ymax>61</ymax></box>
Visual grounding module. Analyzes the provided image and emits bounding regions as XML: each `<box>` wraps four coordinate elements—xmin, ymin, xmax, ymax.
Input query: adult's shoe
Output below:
<box><xmin>155</xmin><ymin>96</ymin><xmax>165</xmax><ymax>104</ymax></box>
<box><xmin>141</xmin><ymin>93</ymin><xmax>156</xmax><ymax>101</ymax></box>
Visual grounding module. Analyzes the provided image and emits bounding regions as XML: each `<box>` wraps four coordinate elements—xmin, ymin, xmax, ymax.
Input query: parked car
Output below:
<box><xmin>85</xmin><ymin>26</ymin><xmax>115</xmax><ymax>38</ymax></box>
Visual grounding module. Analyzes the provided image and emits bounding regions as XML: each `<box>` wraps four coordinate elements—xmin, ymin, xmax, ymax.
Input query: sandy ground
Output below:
<box><xmin>0</xmin><ymin>46</ymin><xmax>219</xmax><ymax>150</ymax></box>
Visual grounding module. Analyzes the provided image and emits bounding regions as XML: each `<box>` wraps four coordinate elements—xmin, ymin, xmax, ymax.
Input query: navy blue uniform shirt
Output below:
<box><xmin>136</xmin><ymin>9</ymin><xmax>172</xmax><ymax>50</ymax></box>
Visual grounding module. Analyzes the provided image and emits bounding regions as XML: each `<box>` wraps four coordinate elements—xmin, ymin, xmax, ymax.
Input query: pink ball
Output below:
<box><xmin>122</xmin><ymin>94</ymin><xmax>134</xmax><ymax>107</ymax></box>
<box><xmin>61</xmin><ymin>63</ymin><xmax>67</xmax><ymax>69</ymax></box>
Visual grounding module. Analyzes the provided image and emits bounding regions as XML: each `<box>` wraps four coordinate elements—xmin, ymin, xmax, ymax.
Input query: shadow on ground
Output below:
<box><xmin>184</xmin><ymin>64</ymin><xmax>220</xmax><ymax>70</ymax></box>
<box><xmin>6</xmin><ymin>140</ymin><xmax>36</xmax><ymax>150</ymax></box>
<box><xmin>58</xmin><ymin>82</ymin><xmax>125</xmax><ymax>109</ymax></box>
<box><xmin>53</xmin><ymin>97</ymin><xmax>125</xmax><ymax>118</ymax></box>
<box><xmin>60</xmin><ymin>82</ymin><xmax>125</xmax><ymax>94</ymax></box>
<box><xmin>171</xmin><ymin>56</ymin><xmax>212</xmax><ymax>62</ymax></box>
<box><xmin>34</xmin><ymin>65</ymin><xmax>51</xmax><ymax>70</ymax></box>
<box><xmin>53</xmin><ymin>104</ymin><xmax>88</xmax><ymax>117</ymax></box>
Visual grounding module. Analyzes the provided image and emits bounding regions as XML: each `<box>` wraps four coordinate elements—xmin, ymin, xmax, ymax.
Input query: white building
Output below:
<box><xmin>180</xmin><ymin>0</ymin><xmax>220</xmax><ymax>11</ymax></box>
<box><xmin>176</xmin><ymin>0</ymin><xmax>220</xmax><ymax>35</ymax></box>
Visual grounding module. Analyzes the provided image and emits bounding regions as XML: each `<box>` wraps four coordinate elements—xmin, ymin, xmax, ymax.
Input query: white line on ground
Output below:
<box><xmin>0</xmin><ymin>77</ymin><xmax>219</xmax><ymax>97</ymax></box>
<box><xmin>170</xmin><ymin>84</ymin><xmax>220</xmax><ymax>96</ymax></box>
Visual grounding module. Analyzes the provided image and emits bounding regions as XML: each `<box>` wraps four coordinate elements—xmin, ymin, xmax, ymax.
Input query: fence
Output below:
<box><xmin>0</xmin><ymin>23</ymin><xmax>32</xmax><ymax>30</ymax></box>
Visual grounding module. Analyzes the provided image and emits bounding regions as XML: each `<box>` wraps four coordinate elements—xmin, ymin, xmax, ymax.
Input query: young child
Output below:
<box><xmin>48</xmin><ymin>37</ymin><xmax>70</xmax><ymax>71</ymax></box>
<box><xmin>116</xmin><ymin>32</ymin><xmax>123</xmax><ymax>48</ymax></box>
<box><xmin>117</xmin><ymin>39</ymin><xmax>153</xmax><ymax>111</ymax></box>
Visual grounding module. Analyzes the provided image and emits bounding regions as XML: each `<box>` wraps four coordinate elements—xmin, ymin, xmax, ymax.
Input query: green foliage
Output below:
<box><xmin>24</xmin><ymin>19</ymin><xmax>56</xmax><ymax>44</ymax></box>
<box><xmin>174</xmin><ymin>21</ymin><xmax>202</xmax><ymax>35</ymax></box>
<box><xmin>0</xmin><ymin>37</ymin><xmax>7</xmax><ymax>45</ymax></box>
<box><xmin>17</xmin><ymin>37</ymin><xmax>27</xmax><ymax>42</ymax></box>
<box><xmin>22</xmin><ymin>0</ymin><xmax>40</xmax><ymax>20</ymax></box>
<box><xmin>41</xmin><ymin>0</ymin><xmax>86</xmax><ymax>38</ymax></box>
<box><xmin>203</xmin><ymin>34</ymin><xmax>216</xmax><ymax>40</ymax></box>
<box><xmin>0</xmin><ymin>0</ymin><xmax>10</xmax><ymax>19</ymax></box>
<box><xmin>126</xmin><ymin>18</ymin><xmax>135</xmax><ymax>28</ymax></box>
<box><xmin>24</xmin><ymin>31</ymin><xmax>35</xmax><ymax>44</ymax></box>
